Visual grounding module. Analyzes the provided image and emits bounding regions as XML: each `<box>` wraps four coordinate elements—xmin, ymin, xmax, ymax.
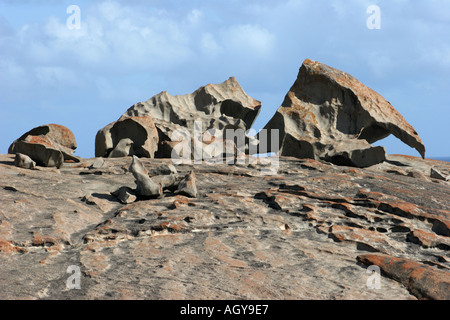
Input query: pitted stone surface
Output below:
<box><xmin>0</xmin><ymin>153</ymin><xmax>448</xmax><ymax>300</ymax></box>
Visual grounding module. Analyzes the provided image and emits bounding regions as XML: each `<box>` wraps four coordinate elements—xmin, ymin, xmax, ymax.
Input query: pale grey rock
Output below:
<box><xmin>122</xmin><ymin>77</ymin><xmax>261</xmax><ymax>159</ymax></box>
<box><xmin>129</xmin><ymin>155</ymin><xmax>162</xmax><ymax>197</ymax></box>
<box><xmin>90</xmin><ymin>157</ymin><xmax>105</xmax><ymax>169</ymax></box>
<box><xmin>14</xmin><ymin>153</ymin><xmax>36</xmax><ymax>169</ymax></box>
<box><xmin>152</xmin><ymin>174</ymin><xmax>184</xmax><ymax>192</ymax></box>
<box><xmin>108</xmin><ymin>138</ymin><xmax>134</xmax><ymax>158</ymax></box>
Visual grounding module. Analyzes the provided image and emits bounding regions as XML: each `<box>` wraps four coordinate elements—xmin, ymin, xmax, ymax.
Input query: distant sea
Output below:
<box><xmin>429</xmin><ymin>157</ymin><xmax>450</xmax><ymax>162</ymax></box>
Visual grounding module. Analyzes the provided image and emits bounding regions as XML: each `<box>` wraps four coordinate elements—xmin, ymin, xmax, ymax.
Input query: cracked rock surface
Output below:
<box><xmin>0</xmin><ymin>153</ymin><xmax>448</xmax><ymax>300</ymax></box>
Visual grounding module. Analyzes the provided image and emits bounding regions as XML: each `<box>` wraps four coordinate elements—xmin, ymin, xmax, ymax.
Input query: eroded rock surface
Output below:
<box><xmin>95</xmin><ymin>116</ymin><xmax>159</xmax><ymax>158</ymax></box>
<box><xmin>0</xmin><ymin>153</ymin><xmax>448</xmax><ymax>300</ymax></box>
<box><xmin>9</xmin><ymin>124</ymin><xmax>80</xmax><ymax>167</ymax></box>
<box><xmin>262</xmin><ymin>59</ymin><xmax>425</xmax><ymax>167</ymax></box>
<box><xmin>121</xmin><ymin>77</ymin><xmax>261</xmax><ymax>158</ymax></box>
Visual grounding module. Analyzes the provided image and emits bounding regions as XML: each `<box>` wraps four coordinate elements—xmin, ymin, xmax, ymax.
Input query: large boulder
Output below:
<box><xmin>95</xmin><ymin>116</ymin><xmax>159</xmax><ymax>158</ymax></box>
<box><xmin>120</xmin><ymin>77</ymin><xmax>261</xmax><ymax>159</ymax></box>
<box><xmin>261</xmin><ymin>59</ymin><xmax>426</xmax><ymax>167</ymax></box>
<box><xmin>8</xmin><ymin>124</ymin><xmax>79</xmax><ymax>167</ymax></box>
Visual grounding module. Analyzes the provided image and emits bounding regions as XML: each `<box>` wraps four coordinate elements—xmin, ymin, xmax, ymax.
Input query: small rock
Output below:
<box><xmin>148</xmin><ymin>164</ymin><xmax>178</xmax><ymax>176</ymax></box>
<box><xmin>108</xmin><ymin>138</ymin><xmax>134</xmax><ymax>158</ymax></box>
<box><xmin>111</xmin><ymin>186</ymin><xmax>137</xmax><ymax>204</ymax></box>
<box><xmin>152</xmin><ymin>174</ymin><xmax>184</xmax><ymax>192</ymax></box>
<box><xmin>430</xmin><ymin>168</ymin><xmax>448</xmax><ymax>181</ymax></box>
<box><xmin>81</xmin><ymin>194</ymin><xmax>96</xmax><ymax>205</ymax></box>
<box><xmin>14</xmin><ymin>153</ymin><xmax>36</xmax><ymax>169</ymax></box>
<box><xmin>177</xmin><ymin>171</ymin><xmax>198</xmax><ymax>198</ymax></box>
<box><xmin>129</xmin><ymin>156</ymin><xmax>162</xmax><ymax>197</ymax></box>
<box><xmin>90</xmin><ymin>157</ymin><xmax>105</xmax><ymax>169</ymax></box>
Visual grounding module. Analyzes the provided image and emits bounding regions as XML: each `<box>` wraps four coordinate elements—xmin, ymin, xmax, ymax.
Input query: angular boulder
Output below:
<box><xmin>121</xmin><ymin>77</ymin><xmax>261</xmax><ymax>159</ymax></box>
<box><xmin>95</xmin><ymin>116</ymin><xmax>159</xmax><ymax>158</ymax></box>
<box><xmin>262</xmin><ymin>59</ymin><xmax>426</xmax><ymax>167</ymax></box>
<box><xmin>129</xmin><ymin>156</ymin><xmax>162</xmax><ymax>198</ymax></box>
<box><xmin>177</xmin><ymin>171</ymin><xmax>198</xmax><ymax>198</ymax></box>
<box><xmin>9</xmin><ymin>124</ymin><xmax>79</xmax><ymax>167</ymax></box>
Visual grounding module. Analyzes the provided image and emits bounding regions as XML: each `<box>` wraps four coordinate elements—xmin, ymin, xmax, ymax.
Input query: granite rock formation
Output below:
<box><xmin>262</xmin><ymin>59</ymin><xmax>425</xmax><ymax>167</ymax></box>
<box><xmin>120</xmin><ymin>77</ymin><xmax>261</xmax><ymax>159</ymax></box>
<box><xmin>8</xmin><ymin>124</ymin><xmax>80</xmax><ymax>167</ymax></box>
<box><xmin>95</xmin><ymin>116</ymin><xmax>159</xmax><ymax>158</ymax></box>
<box><xmin>14</xmin><ymin>153</ymin><xmax>36</xmax><ymax>170</ymax></box>
<box><xmin>2</xmin><ymin>60</ymin><xmax>447</xmax><ymax>301</ymax></box>
<box><xmin>0</xmin><ymin>153</ymin><xmax>448</xmax><ymax>300</ymax></box>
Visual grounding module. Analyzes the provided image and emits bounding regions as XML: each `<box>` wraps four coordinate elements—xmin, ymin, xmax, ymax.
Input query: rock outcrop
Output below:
<box><xmin>95</xmin><ymin>116</ymin><xmax>159</xmax><ymax>158</ymax></box>
<box><xmin>262</xmin><ymin>59</ymin><xmax>425</xmax><ymax>167</ymax></box>
<box><xmin>0</xmin><ymin>153</ymin><xmax>448</xmax><ymax>300</ymax></box>
<box><xmin>120</xmin><ymin>77</ymin><xmax>261</xmax><ymax>159</ymax></box>
<box><xmin>8</xmin><ymin>124</ymin><xmax>80</xmax><ymax>168</ymax></box>
<box><xmin>129</xmin><ymin>155</ymin><xmax>162</xmax><ymax>198</ymax></box>
<box><xmin>14</xmin><ymin>153</ymin><xmax>36</xmax><ymax>169</ymax></box>
<box><xmin>1</xmin><ymin>59</ymin><xmax>447</xmax><ymax>302</ymax></box>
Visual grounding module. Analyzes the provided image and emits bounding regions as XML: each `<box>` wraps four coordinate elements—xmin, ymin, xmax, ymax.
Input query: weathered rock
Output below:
<box><xmin>9</xmin><ymin>124</ymin><xmax>80</xmax><ymax>166</ymax></box>
<box><xmin>152</xmin><ymin>174</ymin><xmax>184</xmax><ymax>192</ymax></box>
<box><xmin>95</xmin><ymin>116</ymin><xmax>159</xmax><ymax>158</ymax></box>
<box><xmin>11</xmin><ymin>136</ymin><xmax>64</xmax><ymax>168</ymax></box>
<box><xmin>148</xmin><ymin>164</ymin><xmax>178</xmax><ymax>176</ymax></box>
<box><xmin>14</xmin><ymin>153</ymin><xmax>36</xmax><ymax>169</ymax></box>
<box><xmin>431</xmin><ymin>168</ymin><xmax>449</xmax><ymax>181</ymax></box>
<box><xmin>358</xmin><ymin>254</ymin><xmax>450</xmax><ymax>300</ymax></box>
<box><xmin>122</xmin><ymin>77</ymin><xmax>261</xmax><ymax>159</ymax></box>
<box><xmin>407</xmin><ymin>229</ymin><xmax>450</xmax><ymax>249</ymax></box>
<box><xmin>0</xmin><ymin>153</ymin><xmax>448</xmax><ymax>300</ymax></box>
<box><xmin>129</xmin><ymin>155</ymin><xmax>162</xmax><ymax>197</ymax></box>
<box><xmin>111</xmin><ymin>186</ymin><xmax>137</xmax><ymax>204</ymax></box>
<box><xmin>9</xmin><ymin>123</ymin><xmax>77</xmax><ymax>152</ymax></box>
<box><xmin>89</xmin><ymin>157</ymin><xmax>105</xmax><ymax>169</ymax></box>
<box><xmin>176</xmin><ymin>171</ymin><xmax>198</xmax><ymax>198</ymax></box>
<box><xmin>262</xmin><ymin>59</ymin><xmax>425</xmax><ymax>167</ymax></box>
<box><xmin>108</xmin><ymin>138</ymin><xmax>134</xmax><ymax>158</ymax></box>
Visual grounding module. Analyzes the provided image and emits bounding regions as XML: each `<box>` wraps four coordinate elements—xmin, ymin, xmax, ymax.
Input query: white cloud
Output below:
<box><xmin>221</xmin><ymin>24</ymin><xmax>276</xmax><ymax>58</ymax></box>
<box><xmin>201</xmin><ymin>32</ymin><xmax>222</xmax><ymax>57</ymax></box>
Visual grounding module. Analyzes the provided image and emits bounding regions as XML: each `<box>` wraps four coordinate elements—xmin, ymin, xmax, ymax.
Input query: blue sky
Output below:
<box><xmin>0</xmin><ymin>0</ymin><xmax>449</xmax><ymax>158</ymax></box>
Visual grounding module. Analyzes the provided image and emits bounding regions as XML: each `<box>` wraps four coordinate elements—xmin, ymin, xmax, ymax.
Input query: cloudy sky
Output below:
<box><xmin>0</xmin><ymin>0</ymin><xmax>449</xmax><ymax>158</ymax></box>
